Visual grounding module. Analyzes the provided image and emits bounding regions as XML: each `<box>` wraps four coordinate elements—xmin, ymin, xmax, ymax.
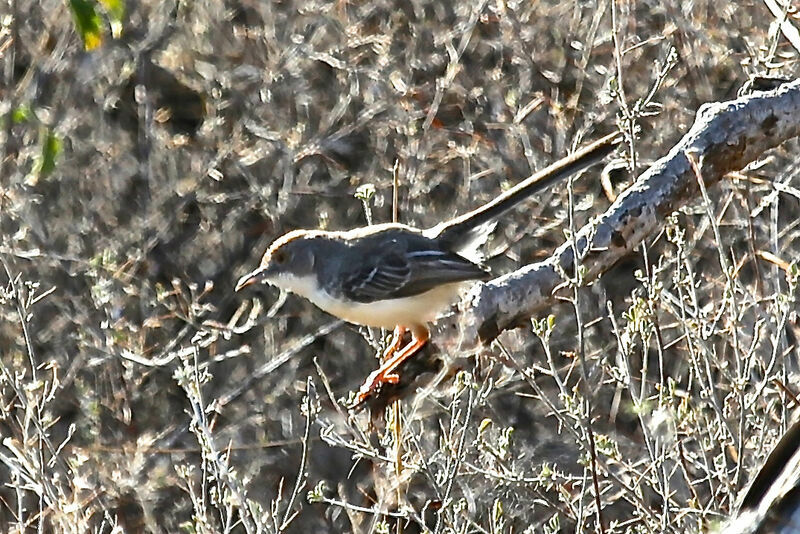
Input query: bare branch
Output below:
<box><xmin>453</xmin><ymin>78</ymin><xmax>800</xmax><ymax>349</ymax></box>
<box><xmin>724</xmin><ymin>414</ymin><xmax>800</xmax><ymax>534</ymax></box>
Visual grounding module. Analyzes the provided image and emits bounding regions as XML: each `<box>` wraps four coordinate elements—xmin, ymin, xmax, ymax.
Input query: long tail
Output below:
<box><xmin>430</xmin><ymin>131</ymin><xmax>622</xmax><ymax>250</ymax></box>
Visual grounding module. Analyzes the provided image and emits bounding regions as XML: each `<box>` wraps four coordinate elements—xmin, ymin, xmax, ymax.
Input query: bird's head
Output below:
<box><xmin>235</xmin><ymin>230</ymin><xmax>321</xmax><ymax>295</ymax></box>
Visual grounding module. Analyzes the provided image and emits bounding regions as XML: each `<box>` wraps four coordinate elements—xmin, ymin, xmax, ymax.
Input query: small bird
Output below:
<box><xmin>237</xmin><ymin>132</ymin><xmax>621</xmax><ymax>406</ymax></box>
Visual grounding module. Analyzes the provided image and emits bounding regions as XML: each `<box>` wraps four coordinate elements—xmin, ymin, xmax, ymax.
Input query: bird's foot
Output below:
<box><xmin>349</xmin><ymin>327</ymin><xmax>429</xmax><ymax>411</ymax></box>
<box><xmin>351</xmin><ymin>366</ymin><xmax>400</xmax><ymax>408</ymax></box>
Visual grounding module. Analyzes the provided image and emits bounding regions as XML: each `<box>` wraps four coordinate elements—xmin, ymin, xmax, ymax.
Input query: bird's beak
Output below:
<box><xmin>235</xmin><ymin>267</ymin><xmax>268</xmax><ymax>291</ymax></box>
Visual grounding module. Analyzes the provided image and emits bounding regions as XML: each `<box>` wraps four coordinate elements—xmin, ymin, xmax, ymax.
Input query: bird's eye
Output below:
<box><xmin>272</xmin><ymin>250</ymin><xmax>287</xmax><ymax>264</ymax></box>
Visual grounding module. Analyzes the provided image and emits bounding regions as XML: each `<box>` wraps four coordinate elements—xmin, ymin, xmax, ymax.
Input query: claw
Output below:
<box><xmin>350</xmin><ymin>326</ymin><xmax>430</xmax><ymax>409</ymax></box>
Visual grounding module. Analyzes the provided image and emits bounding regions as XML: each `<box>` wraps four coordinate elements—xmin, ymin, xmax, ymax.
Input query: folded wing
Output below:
<box><xmin>341</xmin><ymin>240</ymin><xmax>490</xmax><ymax>302</ymax></box>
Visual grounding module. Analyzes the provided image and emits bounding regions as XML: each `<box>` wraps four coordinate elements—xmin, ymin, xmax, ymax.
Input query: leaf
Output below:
<box><xmin>27</xmin><ymin>128</ymin><xmax>62</xmax><ymax>185</ymax></box>
<box><xmin>11</xmin><ymin>105</ymin><xmax>32</xmax><ymax>124</ymax></box>
<box><xmin>69</xmin><ymin>0</ymin><xmax>103</xmax><ymax>50</ymax></box>
<box><xmin>98</xmin><ymin>0</ymin><xmax>125</xmax><ymax>38</ymax></box>
<box><xmin>40</xmin><ymin>130</ymin><xmax>62</xmax><ymax>177</ymax></box>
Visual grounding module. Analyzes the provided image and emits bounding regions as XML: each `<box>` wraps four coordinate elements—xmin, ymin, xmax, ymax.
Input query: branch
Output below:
<box><xmin>453</xmin><ymin>78</ymin><xmax>800</xmax><ymax>350</ymax></box>
<box><xmin>359</xmin><ymin>78</ymin><xmax>800</xmax><ymax>412</ymax></box>
<box><xmin>724</xmin><ymin>413</ymin><xmax>800</xmax><ymax>534</ymax></box>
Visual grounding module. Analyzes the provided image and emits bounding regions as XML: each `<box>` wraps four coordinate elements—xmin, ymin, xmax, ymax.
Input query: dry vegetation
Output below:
<box><xmin>1</xmin><ymin>0</ymin><xmax>799</xmax><ymax>532</ymax></box>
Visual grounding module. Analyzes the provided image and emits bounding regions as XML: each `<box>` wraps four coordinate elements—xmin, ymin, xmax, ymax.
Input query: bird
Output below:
<box><xmin>236</xmin><ymin>131</ymin><xmax>621</xmax><ymax>406</ymax></box>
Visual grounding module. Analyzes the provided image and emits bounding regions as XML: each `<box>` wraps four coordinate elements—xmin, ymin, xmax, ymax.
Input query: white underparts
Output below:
<box><xmin>272</xmin><ymin>273</ymin><xmax>469</xmax><ymax>329</ymax></box>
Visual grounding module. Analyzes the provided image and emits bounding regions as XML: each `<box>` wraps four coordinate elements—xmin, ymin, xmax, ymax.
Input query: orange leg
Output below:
<box><xmin>382</xmin><ymin>326</ymin><xmax>407</xmax><ymax>359</ymax></box>
<box><xmin>355</xmin><ymin>325</ymin><xmax>430</xmax><ymax>405</ymax></box>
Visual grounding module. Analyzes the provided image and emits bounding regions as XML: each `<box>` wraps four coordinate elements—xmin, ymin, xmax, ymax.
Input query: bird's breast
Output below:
<box><xmin>308</xmin><ymin>282</ymin><xmax>470</xmax><ymax>329</ymax></box>
<box><xmin>274</xmin><ymin>272</ymin><xmax>473</xmax><ymax>329</ymax></box>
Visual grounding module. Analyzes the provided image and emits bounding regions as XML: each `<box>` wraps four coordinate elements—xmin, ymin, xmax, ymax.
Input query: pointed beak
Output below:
<box><xmin>235</xmin><ymin>267</ymin><xmax>268</xmax><ymax>291</ymax></box>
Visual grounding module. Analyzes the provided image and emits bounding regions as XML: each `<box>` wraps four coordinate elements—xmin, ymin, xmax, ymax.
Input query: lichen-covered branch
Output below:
<box><xmin>451</xmin><ymin>78</ymin><xmax>800</xmax><ymax>349</ymax></box>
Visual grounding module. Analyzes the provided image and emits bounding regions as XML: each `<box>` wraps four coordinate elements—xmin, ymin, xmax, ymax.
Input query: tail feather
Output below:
<box><xmin>429</xmin><ymin>131</ymin><xmax>622</xmax><ymax>251</ymax></box>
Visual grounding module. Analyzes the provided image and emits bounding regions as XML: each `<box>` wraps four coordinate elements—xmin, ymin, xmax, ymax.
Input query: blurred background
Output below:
<box><xmin>1</xmin><ymin>0</ymin><xmax>799</xmax><ymax>532</ymax></box>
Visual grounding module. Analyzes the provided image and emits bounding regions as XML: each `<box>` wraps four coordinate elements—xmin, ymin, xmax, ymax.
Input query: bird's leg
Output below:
<box><xmin>382</xmin><ymin>326</ymin><xmax>407</xmax><ymax>360</ymax></box>
<box><xmin>379</xmin><ymin>327</ymin><xmax>428</xmax><ymax>381</ymax></box>
<box><xmin>355</xmin><ymin>325</ymin><xmax>429</xmax><ymax>406</ymax></box>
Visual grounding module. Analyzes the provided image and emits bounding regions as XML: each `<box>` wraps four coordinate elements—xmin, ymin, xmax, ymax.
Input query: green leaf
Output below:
<box><xmin>28</xmin><ymin>128</ymin><xmax>62</xmax><ymax>184</ymax></box>
<box><xmin>98</xmin><ymin>0</ymin><xmax>124</xmax><ymax>38</ymax></box>
<box><xmin>11</xmin><ymin>105</ymin><xmax>32</xmax><ymax>124</ymax></box>
<box><xmin>41</xmin><ymin>130</ymin><xmax>62</xmax><ymax>176</ymax></box>
<box><xmin>69</xmin><ymin>0</ymin><xmax>103</xmax><ymax>50</ymax></box>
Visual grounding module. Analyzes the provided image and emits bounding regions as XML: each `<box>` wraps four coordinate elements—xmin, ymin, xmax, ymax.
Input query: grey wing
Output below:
<box><xmin>341</xmin><ymin>245</ymin><xmax>490</xmax><ymax>303</ymax></box>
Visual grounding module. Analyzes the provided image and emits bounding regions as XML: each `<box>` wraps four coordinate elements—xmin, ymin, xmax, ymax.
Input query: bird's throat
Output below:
<box><xmin>273</xmin><ymin>273</ymin><xmax>320</xmax><ymax>301</ymax></box>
